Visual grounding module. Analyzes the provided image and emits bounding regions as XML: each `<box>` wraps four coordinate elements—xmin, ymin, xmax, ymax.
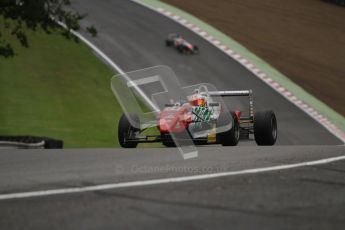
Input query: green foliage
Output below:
<box><xmin>0</xmin><ymin>17</ymin><xmax>120</xmax><ymax>147</ymax></box>
<box><xmin>0</xmin><ymin>0</ymin><xmax>96</xmax><ymax>57</ymax></box>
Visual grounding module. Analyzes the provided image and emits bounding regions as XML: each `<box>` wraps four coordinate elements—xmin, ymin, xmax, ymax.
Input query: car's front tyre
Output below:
<box><xmin>217</xmin><ymin>111</ymin><xmax>240</xmax><ymax>146</ymax></box>
<box><xmin>193</xmin><ymin>45</ymin><xmax>199</xmax><ymax>54</ymax></box>
<box><xmin>118</xmin><ymin>113</ymin><xmax>140</xmax><ymax>148</ymax></box>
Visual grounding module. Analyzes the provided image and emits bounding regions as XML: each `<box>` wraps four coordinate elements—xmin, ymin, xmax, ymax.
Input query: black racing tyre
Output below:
<box><xmin>177</xmin><ymin>45</ymin><xmax>184</xmax><ymax>53</ymax></box>
<box><xmin>165</xmin><ymin>40</ymin><xmax>172</xmax><ymax>46</ymax></box>
<box><xmin>193</xmin><ymin>45</ymin><xmax>199</xmax><ymax>54</ymax></box>
<box><xmin>254</xmin><ymin>110</ymin><xmax>277</xmax><ymax>145</ymax></box>
<box><xmin>216</xmin><ymin>111</ymin><xmax>240</xmax><ymax>146</ymax></box>
<box><xmin>118</xmin><ymin>113</ymin><xmax>140</xmax><ymax>148</ymax></box>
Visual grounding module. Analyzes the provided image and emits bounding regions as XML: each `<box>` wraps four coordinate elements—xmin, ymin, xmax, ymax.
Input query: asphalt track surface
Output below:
<box><xmin>72</xmin><ymin>0</ymin><xmax>341</xmax><ymax>145</ymax></box>
<box><xmin>1</xmin><ymin>1</ymin><xmax>345</xmax><ymax>229</ymax></box>
<box><xmin>0</xmin><ymin>147</ymin><xmax>345</xmax><ymax>229</ymax></box>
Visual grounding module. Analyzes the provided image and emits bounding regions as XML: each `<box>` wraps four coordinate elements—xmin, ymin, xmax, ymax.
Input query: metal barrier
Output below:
<box><xmin>0</xmin><ymin>136</ymin><xmax>63</xmax><ymax>149</ymax></box>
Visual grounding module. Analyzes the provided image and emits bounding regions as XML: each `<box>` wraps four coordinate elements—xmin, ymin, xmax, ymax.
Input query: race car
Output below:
<box><xmin>118</xmin><ymin>85</ymin><xmax>277</xmax><ymax>148</ymax></box>
<box><xmin>165</xmin><ymin>33</ymin><xmax>199</xmax><ymax>54</ymax></box>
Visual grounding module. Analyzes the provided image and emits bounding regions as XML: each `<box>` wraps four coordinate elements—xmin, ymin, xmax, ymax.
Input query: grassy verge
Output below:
<box><xmin>0</xmin><ymin>17</ymin><xmax>122</xmax><ymax>148</ymax></box>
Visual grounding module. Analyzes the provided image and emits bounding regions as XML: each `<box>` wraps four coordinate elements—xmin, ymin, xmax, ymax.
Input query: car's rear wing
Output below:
<box><xmin>207</xmin><ymin>90</ymin><xmax>254</xmax><ymax>119</ymax></box>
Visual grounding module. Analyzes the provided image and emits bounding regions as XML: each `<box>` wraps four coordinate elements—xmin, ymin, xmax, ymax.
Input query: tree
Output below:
<box><xmin>0</xmin><ymin>0</ymin><xmax>97</xmax><ymax>57</ymax></box>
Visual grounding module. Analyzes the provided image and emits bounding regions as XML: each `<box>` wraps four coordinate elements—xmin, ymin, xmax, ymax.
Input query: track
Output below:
<box><xmin>0</xmin><ymin>147</ymin><xmax>345</xmax><ymax>229</ymax></box>
<box><xmin>0</xmin><ymin>1</ymin><xmax>344</xmax><ymax>229</ymax></box>
<box><xmin>72</xmin><ymin>0</ymin><xmax>340</xmax><ymax>145</ymax></box>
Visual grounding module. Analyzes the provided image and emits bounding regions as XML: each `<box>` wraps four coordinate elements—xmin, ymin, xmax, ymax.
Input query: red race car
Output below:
<box><xmin>165</xmin><ymin>33</ymin><xmax>199</xmax><ymax>54</ymax></box>
<box><xmin>118</xmin><ymin>85</ymin><xmax>277</xmax><ymax>148</ymax></box>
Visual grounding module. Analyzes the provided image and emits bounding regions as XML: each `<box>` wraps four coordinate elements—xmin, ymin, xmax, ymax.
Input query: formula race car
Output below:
<box><xmin>118</xmin><ymin>85</ymin><xmax>277</xmax><ymax>148</ymax></box>
<box><xmin>165</xmin><ymin>33</ymin><xmax>199</xmax><ymax>54</ymax></box>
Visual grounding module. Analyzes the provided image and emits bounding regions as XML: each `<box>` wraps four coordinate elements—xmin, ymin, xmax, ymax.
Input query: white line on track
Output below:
<box><xmin>1</xmin><ymin>154</ymin><xmax>344</xmax><ymax>201</ymax></box>
<box><xmin>55</xmin><ymin>21</ymin><xmax>160</xmax><ymax>112</ymax></box>
<box><xmin>54</xmin><ymin>21</ymin><xmax>125</xmax><ymax>75</ymax></box>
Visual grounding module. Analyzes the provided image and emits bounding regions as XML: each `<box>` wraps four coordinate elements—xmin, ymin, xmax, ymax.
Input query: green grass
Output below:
<box><xmin>0</xmin><ymin>17</ymin><xmax>122</xmax><ymax>147</ymax></box>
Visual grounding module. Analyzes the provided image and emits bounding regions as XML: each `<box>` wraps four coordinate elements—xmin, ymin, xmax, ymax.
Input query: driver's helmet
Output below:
<box><xmin>189</xmin><ymin>89</ymin><xmax>206</xmax><ymax>106</ymax></box>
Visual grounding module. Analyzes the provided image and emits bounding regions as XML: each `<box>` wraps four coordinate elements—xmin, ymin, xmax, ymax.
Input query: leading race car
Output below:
<box><xmin>118</xmin><ymin>85</ymin><xmax>277</xmax><ymax>148</ymax></box>
<box><xmin>165</xmin><ymin>33</ymin><xmax>199</xmax><ymax>54</ymax></box>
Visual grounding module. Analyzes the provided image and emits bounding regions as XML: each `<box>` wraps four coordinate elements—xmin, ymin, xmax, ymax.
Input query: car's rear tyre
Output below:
<box><xmin>177</xmin><ymin>45</ymin><xmax>184</xmax><ymax>53</ymax></box>
<box><xmin>217</xmin><ymin>111</ymin><xmax>240</xmax><ymax>146</ymax></box>
<box><xmin>254</xmin><ymin>110</ymin><xmax>277</xmax><ymax>145</ymax></box>
<box><xmin>118</xmin><ymin>113</ymin><xmax>140</xmax><ymax>148</ymax></box>
<box><xmin>193</xmin><ymin>45</ymin><xmax>199</xmax><ymax>54</ymax></box>
<box><xmin>165</xmin><ymin>40</ymin><xmax>172</xmax><ymax>46</ymax></box>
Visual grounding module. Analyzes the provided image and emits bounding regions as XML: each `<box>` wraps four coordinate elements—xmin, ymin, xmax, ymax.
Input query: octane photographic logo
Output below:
<box><xmin>111</xmin><ymin>65</ymin><xmax>233</xmax><ymax>159</ymax></box>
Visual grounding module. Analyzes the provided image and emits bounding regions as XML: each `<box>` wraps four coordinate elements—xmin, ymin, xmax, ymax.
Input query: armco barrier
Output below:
<box><xmin>0</xmin><ymin>136</ymin><xmax>63</xmax><ymax>149</ymax></box>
